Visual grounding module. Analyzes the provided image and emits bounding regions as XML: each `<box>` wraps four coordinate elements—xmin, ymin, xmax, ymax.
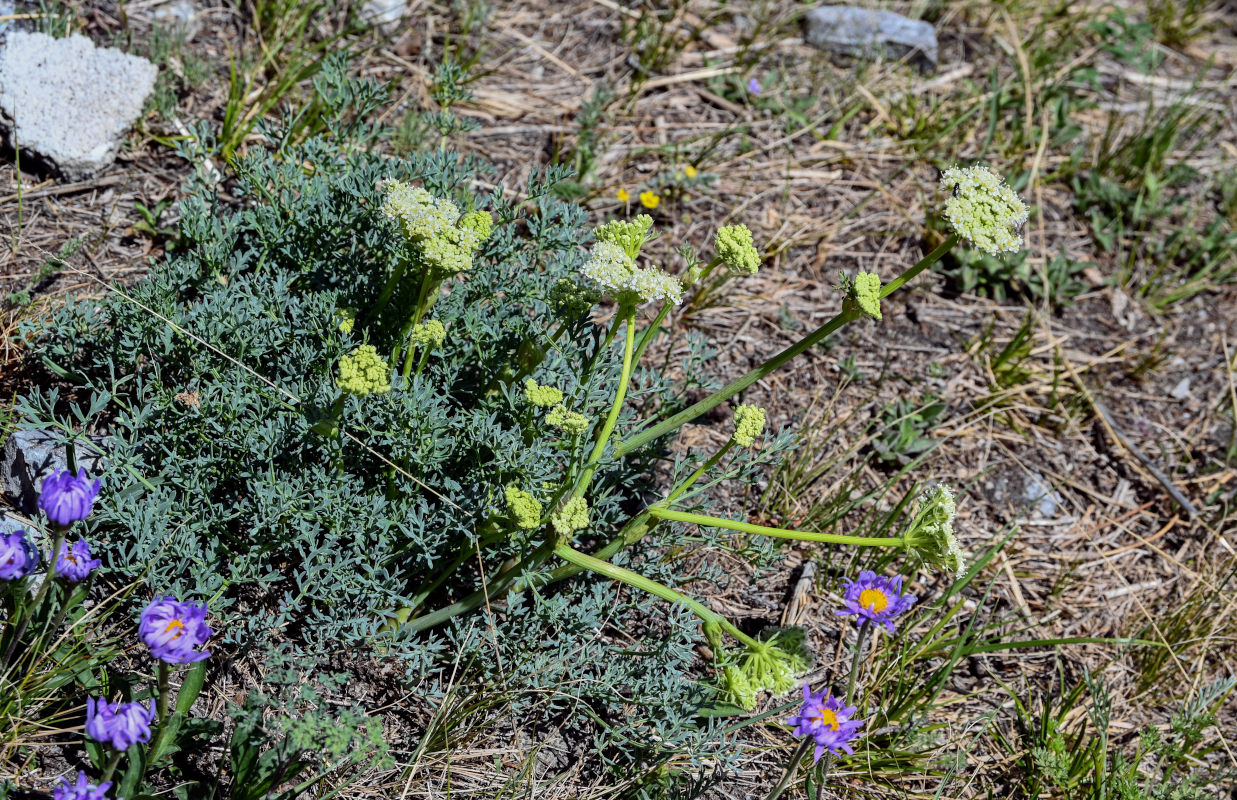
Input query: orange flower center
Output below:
<box><xmin>813</xmin><ymin>708</ymin><xmax>840</xmax><ymax>731</ymax></box>
<box><xmin>163</xmin><ymin>618</ymin><xmax>185</xmax><ymax>639</ymax></box>
<box><xmin>859</xmin><ymin>588</ymin><xmax>889</xmax><ymax>613</ymax></box>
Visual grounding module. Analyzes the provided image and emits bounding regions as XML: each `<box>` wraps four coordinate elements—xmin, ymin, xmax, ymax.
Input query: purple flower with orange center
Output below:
<box><xmin>85</xmin><ymin>696</ymin><xmax>154</xmax><ymax>751</ymax></box>
<box><xmin>38</xmin><ymin>468</ymin><xmax>102</xmax><ymax>527</ymax></box>
<box><xmin>788</xmin><ymin>685</ymin><xmax>864</xmax><ymax>762</ymax></box>
<box><xmin>139</xmin><ymin>596</ymin><xmax>213</xmax><ymax>664</ymax></box>
<box><xmin>55</xmin><ymin>539</ymin><xmax>102</xmax><ymax>582</ymax></box>
<box><xmin>835</xmin><ymin>570</ymin><xmax>916</xmax><ymax>633</ymax></box>
<box><xmin>0</xmin><ymin>529</ymin><xmax>40</xmax><ymax>580</ymax></box>
<box><xmin>53</xmin><ymin>772</ymin><xmax>113</xmax><ymax>800</ymax></box>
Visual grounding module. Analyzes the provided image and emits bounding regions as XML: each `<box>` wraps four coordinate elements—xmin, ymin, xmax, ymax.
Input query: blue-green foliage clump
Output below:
<box><xmin>15</xmin><ymin>77</ymin><xmax>791</xmax><ymax>785</ymax></box>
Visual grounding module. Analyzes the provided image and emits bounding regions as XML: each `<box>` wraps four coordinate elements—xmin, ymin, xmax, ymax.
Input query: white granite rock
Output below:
<box><xmin>0</xmin><ymin>32</ymin><xmax>158</xmax><ymax>179</ymax></box>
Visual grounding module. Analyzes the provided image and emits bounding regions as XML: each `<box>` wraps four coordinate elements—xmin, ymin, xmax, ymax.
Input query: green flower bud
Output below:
<box><xmin>732</xmin><ymin>404</ymin><xmax>766</xmax><ymax>448</ymax></box>
<box><xmin>702</xmin><ymin>620</ymin><xmax>723</xmax><ymax>653</ymax></box>
<box><xmin>410</xmin><ymin>320</ymin><xmax>446</xmax><ymax>350</ymax></box>
<box><xmin>551</xmin><ymin>496</ymin><xmax>589</xmax><ymax>539</ymax></box>
<box><xmin>383</xmin><ymin>180</ymin><xmax>459</xmax><ymax>241</ymax></box>
<box><xmin>549</xmin><ymin>278</ymin><xmax>599</xmax><ymax>316</ymax></box>
<box><xmin>718</xmin><ymin>664</ymin><xmax>757</xmax><ymax>711</ymax></box>
<box><xmin>459</xmin><ymin>209</ymin><xmax>494</xmax><ymax>248</ymax></box>
<box><xmin>593</xmin><ymin>214</ymin><xmax>654</xmax><ymax>260</ymax></box>
<box><xmin>714</xmin><ymin>224</ymin><xmax>761</xmax><ymax>276</ymax></box>
<box><xmin>337</xmin><ymin>345</ymin><xmax>392</xmax><ymax>397</ymax></box>
<box><xmin>904</xmin><ymin>485</ymin><xmax>964</xmax><ymax>578</ymax></box>
<box><xmin>334</xmin><ymin>307</ymin><xmax>357</xmax><ymax>335</ymax></box>
<box><xmin>421</xmin><ymin>228</ymin><xmax>474</xmax><ymax>274</ymax></box>
<box><xmin>853</xmin><ymin>271</ymin><xmax>882</xmax><ymax>320</ymax></box>
<box><xmin>579</xmin><ymin>241</ymin><xmax>683</xmax><ymax>306</ymax></box>
<box><xmin>940</xmin><ymin>165</ymin><xmax>1029</xmax><ymax>255</ymax></box>
<box><xmin>546</xmin><ymin>404</ymin><xmax>591</xmax><ymax>435</ymax></box>
<box><xmin>524</xmin><ymin>378</ymin><xmax>564</xmax><ymax>408</ymax></box>
<box><xmin>739</xmin><ymin>636</ymin><xmax>806</xmax><ymax>696</ymax></box>
<box><xmin>504</xmin><ymin>486</ymin><xmax>543</xmax><ymax>530</ymax></box>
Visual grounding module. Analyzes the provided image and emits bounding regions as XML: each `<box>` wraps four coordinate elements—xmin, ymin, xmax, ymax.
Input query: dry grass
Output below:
<box><xmin>3</xmin><ymin>0</ymin><xmax>1237</xmax><ymax>797</ymax></box>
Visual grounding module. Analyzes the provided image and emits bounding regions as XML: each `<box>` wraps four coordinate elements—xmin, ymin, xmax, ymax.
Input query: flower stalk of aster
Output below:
<box><xmin>614</xmin><ymin>234</ymin><xmax>959</xmax><ymax>458</ymax></box>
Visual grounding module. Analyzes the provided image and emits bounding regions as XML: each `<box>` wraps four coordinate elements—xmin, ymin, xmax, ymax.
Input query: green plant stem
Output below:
<box><xmin>157</xmin><ymin>661</ymin><xmax>171</xmax><ymax>722</ymax></box>
<box><xmin>369</xmin><ymin>254</ymin><xmax>411</xmax><ymax>322</ymax></box>
<box><xmin>100</xmin><ymin>749</ymin><xmax>124</xmax><ymax>783</ymax></box>
<box><xmin>385</xmin><ymin>528</ymin><xmax>509</xmax><ymax>629</ymax></box>
<box><xmin>615</xmin><ymin>234</ymin><xmax>959</xmax><ymax>457</ymax></box>
<box><xmin>575</xmin><ymin>306</ymin><xmax>636</xmax><ymax>497</ymax></box>
<box><xmin>664</xmin><ymin>440</ymin><xmax>734</xmax><ymax>505</ymax></box>
<box><xmin>552</xmin><ymin>543</ymin><xmax>758</xmax><ymax>648</ymax></box>
<box><xmin>846</xmin><ymin>619</ymin><xmax>871</xmax><ymax>705</ymax></box>
<box><xmin>647</xmin><ymin>508</ymin><xmax>905</xmax><ymax>548</ymax></box>
<box><xmin>767</xmin><ymin>737</ymin><xmax>815</xmax><ymax>800</ymax></box>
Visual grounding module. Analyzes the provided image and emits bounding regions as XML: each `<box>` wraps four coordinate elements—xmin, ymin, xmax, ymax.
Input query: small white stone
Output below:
<box><xmin>1170</xmin><ymin>378</ymin><xmax>1191</xmax><ymax>400</ymax></box>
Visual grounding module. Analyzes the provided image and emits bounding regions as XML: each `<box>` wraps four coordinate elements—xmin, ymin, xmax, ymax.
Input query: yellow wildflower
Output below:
<box><xmin>639</xmin><ymin>190</ymin><xmax>661</xmax><ymax>210</ymax></box>
<box><xmin>683</xmin><ymin>165</ymin><xmax>698</xmax><ymax>179</ymax></box>
<box><xmin>617</xmin><ymin>188</ymin><xmax>630</xmax><ymax>202</ymax></box>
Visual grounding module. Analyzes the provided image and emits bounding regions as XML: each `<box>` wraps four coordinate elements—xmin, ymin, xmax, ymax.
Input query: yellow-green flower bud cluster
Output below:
<box><xmin>940</xmin><ymin>166</ymin><xmax>1028</xmax><ymax>255</ymax></box>
<box><xmin>504</xmin><ymin>486</ymin><xmax>543</xmax><ymax>530</ymax></box>
<box><xmin>524</xmin><ymin>379</ymin><xmax>564</xmax><ymax>408</ymax></box>
<box><xmin>549</xmin><ymin>278</ymin><xmax>599</xmax><ymax>316</ymax></box>
<box><xmin>718</xmin><ymin>665</ymin><xmax>756</xmax><ymax>710</ymax></box>
<box><xmin>853</xmin><ymin>271</ymin><xmax>882</xmax><ymax>320</ymax></box>
<box><xmin>337</xmin><ymin>345</ymin><xmax>392</xmax><ymax>397</ymax></box>
<box><xmin>732</xmin><ymin>404</ymin><xmax>766</xmax><ymax>447</ymax></box>
<box><xmin>551</xmin><ymin>496</ymin><xmax>589</xmax><ymax>539</ymax></box>
<box><xmin>714</xmin><ymin>224</ymin><xmax>761</xmax><ymax>276</ymax></box>
<box><xmin>579</xmin><ymin>241</ymin><xmax>683</xmax><ymax>307</ymax></box>
<box><xmin>593</xmin><ymin>214</ymin><xmax>654</xmax><ymax>260</ymax></box>
<box><xmin>546</xmin><ymin>404</ymin><xmax>590</xmax><ymax>434</ymax></box>
<box><xmin>904</xmin><ymin>485</ymin><xmax>964</xmax><ymax>578</ymax></box>
<box><xmin>335</xmin><ymin>307</ymin><xmax>357</xmax><ymax>335</ymax></box>
<box><xmin>410</xmin><ymin>320</ymin><xmax>446</xmax><ymax>350</ymax></box>
<box><xmin>382</xmin><ymin>180</ymin><xmax>494</xmax><ymax>274</ymax></box>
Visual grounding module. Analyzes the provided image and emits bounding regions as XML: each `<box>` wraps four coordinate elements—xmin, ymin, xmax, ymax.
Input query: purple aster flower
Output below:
<box><xmin>55</xmin><ymin>539</ymin><xmax>102</xmax><ymax>583</ymax></box>
<box><xmin>38</xmin><ymin>468</ymin><xmax>102</xmax><ymax>527</ymax></box>
<box><xmin>748</xmin><ymin>77</ymin><xmax>762</xmax><ymax>94</ymax></box>
<box><xmin>53</xmin><ymin>772</ymin><xmax>114</xmax><ymax>800</ymax></box>
<box><xmin>788</xmin><ymin>684</ymin><xmax>864</xmax><ymax>762</ymax></box>
<box><xmin>835</xmin><ymin>570</ymin><xmax>916</xmax><ymax>633</ymax></box>
<box><xmin>139</xmin><ymin>596</ymin><xmax>213</xmax><ymax>664</ymax></box>
<box><xmin>85</xmin><ymin>696</ymin><xmax>154</xmax><ymax>751</ymax></box>
<box><xmin>0</xmin><ymin>529</ymin><xmax>40</xmax><ymax>580</ymax></box>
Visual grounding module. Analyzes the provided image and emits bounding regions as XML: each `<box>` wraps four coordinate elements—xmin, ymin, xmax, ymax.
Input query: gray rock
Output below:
<box><xmin>803</xmin><ymin>5</ymin><xmax>938</xmax><ymax>72</ymax></box>
<box><xmin>1021</xmin><ymin>472</ymin><xmax>1064</xmax><ymax>518</ymax></box>
<box><xmin>1170</xmin><ymin>377</ymin><xmax>1191</xmax><ymax>400</ymax></box>
<box><xmin>0</xmin><ymin>32</ymin><xmax>158</xmax><ymax>179</ymax></box>
<box><xmin>151</xmin><ymin>0</ymin><xmax>201</xmax><ymax>41</ymax></box>
<box><xmin>2</xmin><ymin>429</ymin><xmax>110</xmax><ymax>514</ymax></box>
<box><xmin>360</xmin><ymin>0</ymin><xmax>406</xmax><ymax>31</ymax></box>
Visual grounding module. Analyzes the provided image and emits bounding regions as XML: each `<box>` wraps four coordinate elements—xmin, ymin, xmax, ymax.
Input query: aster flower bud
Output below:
<box><xmin>593</xmin><ymin>215</ymin><xmax>654</xmax><ymax>260</ymax></box>
<box><xmin>85</xmin><ymin>696</ymin><xmax>154</xmax><ymax>751</ymax></box>
<box><xmin>940</xmin><ymin>165</ymin><xmax>1029</xmax><ymax>255</ymax></box>
<box><xmin>337</xmin><ymin>345</ymin><xmax>392</xmax><ymax>397</ymax></box>
<box><xmin>523</xmin><ymin>378</ymin><xmax>564</xmax><ymax>408</ymax></box>
<box><xmin>383</xmin><ymin>180</ymin><xmax>459</xmax><ymax>241</ymax></box>
<box><xmin>551</xmin><ymin>496</ymin><xmax>589</xmax><ymax>539</ymax></box>
<box><xmin>410</xmin><ymin>320</ymin><xmax>447</xmax><ymax>350</ymax></box>
<box><xmin>55</xmin><ymin>539</ymin><xmax>101</xmax><ymax>583</ymax></box>
<box><xmin>504</xmin><ymin>487</ymin><xmax>543</xmax><ymax>530</ymax></box>
<box><xmin>732</xmin><ymin>404</ymin><xmax>766</xmax><ymax>448</ymax></box>
<box><xmin>39</xmin><ymin>468</ymin><xmax>102</xmax><ymax>528</ymax></box>
<box><xmin>714</xmin><ymin>224</ymin><xmax>761</xmax><ymax>276</ymax></box>
<box><xmin>546</xmin><ymin>404</ymin><xmax>590</xmax><ymax>435</ymax></box>
<box><xmin>53</xmin><ymin>772</ymin><xmax>113</xmax><ymax>800</ymax></box>
<box><xmin>0</xmin><ymin>529</ymin><xmax>39</xmax><ymax>580</ymax></box>
<box><xmin>139</xmin><ymin>595</ymin><xmax>213</xmax><ymax>664</ymax></box>
<box><xmin>904</xmin><ymin>485</ymin><xmax>964</xmax><ymax>578</ymax></box>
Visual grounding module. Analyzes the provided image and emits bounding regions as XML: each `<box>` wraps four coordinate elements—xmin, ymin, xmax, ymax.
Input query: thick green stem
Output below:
<box><xmin>369</xmin><ymin>255</ymin><xmax>411</xmax><ymax>321</ymax></box>
<box><xmin>575</xmin><ymin>307</ymin><xmax>636</xmax><ymax>496</ymax></box>
<box><xmin>156</xmin><ymin>661</ymin><xmax>170</xmax><ymax>722</ymax></box>
<box><xmin>384</xmin><ymin>528</ymin><xmax>509</xmax><ymax>630</ymax></box>
<box><xmin>615</xmin><ymin>234</ymin><xmax>959</xmax><ymax>456</ymax></box>
<box><xmin>665</xmin><ymin>440</ymin><xmax>734</xmax><ymax>505</ymax></box>
<box><xmin>553</xmin><ymin>544</ymin><xmax>757</xmax><ymax>648</ymax></box>
<box><xmin>100</xmin><ymin>749</ymin><xmax>124</xmax><ymax>783</ymax></box>
<box><xmin>767</xmin><ymin>737</ymin><xmax>816</xmax><ymax>800</ymax></box>
<box><xmin>648</xmin><ymin>507</ymin><xmax>905</xmax><ymax>548</ymax></box>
